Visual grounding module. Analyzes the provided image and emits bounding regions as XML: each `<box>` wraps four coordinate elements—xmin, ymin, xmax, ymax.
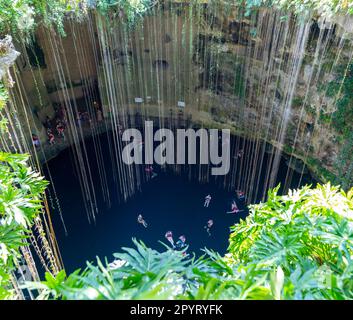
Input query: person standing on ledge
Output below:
<box><xmin>32</xmin><ymin>134</ymin><xmax>40</xmax><ymax>149</ymax></box>
<box><xmin>48</xmin><ymin>131</ymin><xmax>55</xmax><ymax>145</ymax></box>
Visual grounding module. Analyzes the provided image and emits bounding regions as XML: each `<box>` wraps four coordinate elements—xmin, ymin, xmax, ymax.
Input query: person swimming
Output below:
<box><xmin>165</xmin><ymin>231</ymin><xmax>175</xmax><ymax>248</ymax></box>
<box><xmin>145</xmin><ymin>165</ymin><xmax>158</xmax><ymax>179</ymax></box>
<box><xmin>204</xmin><ymin>219</ymin><xmax>214</xmax><ymax>236</ymax></box>
<box><xmin>175</xmin><ymin>235</ymin><xmax>186</xmax><ymax>250</ymax></box>
<box><xmin>236</xmin><ymin>190</ymin><xmax>245</xmax><ymax>201</ymax></box>
<box><xmin>204</xmin><ymin>194</ymin><xmax>212</xmax><ymax>207</ymax></box>
<box><xmin>227</xmin><ymin>201</ymin><xmax>243</xmax><ymax>214</ymax></box>
<box><xmin>237</xmin><ymin>149</ymin><xmax>244</xmax><ymax>158</ymax></box>
<box><xmin>137</xmin><ymin>214</ymin><xmax>148</xmax><ymax>228</ymax></box>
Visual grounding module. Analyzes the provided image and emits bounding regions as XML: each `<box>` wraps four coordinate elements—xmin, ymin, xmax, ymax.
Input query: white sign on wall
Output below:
<box><xmin>177</xmin><ymin>101</ymin><xmax>185</xmax><ymax>108</ymax></box>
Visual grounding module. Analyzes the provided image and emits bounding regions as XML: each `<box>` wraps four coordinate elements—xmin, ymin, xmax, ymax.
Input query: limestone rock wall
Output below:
<box><xmin>6</xmin><ymin>4</ymin><xmax>353</xmax><ymax>186</ymax></box>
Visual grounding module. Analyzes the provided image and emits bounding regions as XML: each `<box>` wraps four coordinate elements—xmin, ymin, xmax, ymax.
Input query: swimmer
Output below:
<box><xmin>227</xmin><ymin>201</ymin><xmax>243</xmax><ymax>214</ymax></box>
<box><xmin>236</xmin><ymin>190</ymin><xmax>245</xmax><ymax>201</ymax></box>
<box><xmin>137</xmin><ymin>214</ymin><xmax>148</xmax><ymax>228</ymax></box>
<box><xmin>204</xmin><ymin>194</ymin><xmax>212</xmax><ymax>207</ymax></box>
<box><xmin>145</xmin><ymin>165</ymin><xmax>158</xmax><ymax>179</ymax></box>
<box><xmin>204</xmin><ymin>219</ymin><xmax>214</xmax><ymax>236</ymax></box>
<box><xmin>237</xmin><ymin>149</ymin><xmax>244</xmax><ymax>158</ymax></box>
<box><xmin>165</xmin><ymin>231</ymin><xmax>175</xmax><ymax>248</ymax></box>
<box><xmin>175</xmin><ymin>235</ymin><xmax>187</xmax><ymax>250</ymax></box>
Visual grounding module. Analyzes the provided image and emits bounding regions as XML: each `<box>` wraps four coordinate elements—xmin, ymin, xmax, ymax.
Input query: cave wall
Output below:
<box><xmin>7</xmin><ymin>4</ymin><xmax>353</xmax><ymax>186</ymax></box>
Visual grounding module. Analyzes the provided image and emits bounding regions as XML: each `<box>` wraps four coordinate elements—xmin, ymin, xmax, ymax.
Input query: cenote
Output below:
<box><xmin>2</xmin><ymin>0</ymin><xmax>353</xmax><ymax>301</ymax></box>
<box><xmin>44</xmin><ymin>129</ymin><xmax>314</xmax><ymax>274</ymax></box>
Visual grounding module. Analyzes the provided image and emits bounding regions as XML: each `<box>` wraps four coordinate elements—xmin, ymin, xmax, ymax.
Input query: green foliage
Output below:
<box><xmin>1</xmin><ymin>1</ymin><xmax>353</xmax><ymax>39</ymax></box>
<box><xmin>236</xmin><ymin>0</ymin><xmax>353</xmax><ymax>17</ymax></box>
<box><xmin>0</xmin><ymin>0</ymin><xmax>155</xmax><ymax>37</ymax></box>
<box><xmin>327</xmin><ymin>63</ymin><xmax>353</xmax><ymax>136</ymax></box>
<box><xmin>96</xmin><ymin>0</ymin><xmax>154</xmax><ymax>27</ymax></box>
<box><xmin>0</xmin><ymin>0</ymin><xmax>85</xmax><ymax>37</ymax></box>
<box><xmin>326</xmin><ymin>62</ymin><xmax>353</xmax><ymax>189</ymax></box>
<box><xmin>292</xmin><ymin>96</ymin><xmax>303</xmax><ymax>108</ymax></box>
<box><xmin>319</xmin><ymin>110</ymin><xmax>331</xmax><ymax>124</ymax></box>
<box><xmin>233</xmin><ymin>64</ymin><xmax>245</xmax><ymax>98</ymax></box>
<box><xmin>0</xmin><ymin>80</ymin><xmax>8</xmax><ymax>135</ymax></box>
<box><xmin>0</xmin><ymin>81</ymin><xmax>8</xmax><ymax>110</ymax></box>
<box><xmin>335</xmin><ymin>131</ymin><xmax>353</xmax><ymax>190</ymax></box>
<box><xmin>29</xmin><ymin>184</ymin><xmax>353</xmax><ymax>300</ymax></box>
<box><xmin>0</xmin><ymin>152</ymin><xmax>48</xmax><ymax>299</ymax></box>
<box><xmin>228</xmin><ymin>184</ymin><xmax>353</xmax><ymax>299</ymax></box>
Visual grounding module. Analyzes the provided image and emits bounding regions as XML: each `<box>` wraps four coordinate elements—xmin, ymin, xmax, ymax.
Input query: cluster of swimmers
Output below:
<box><xmin>137</xmin><ymin>214</ymin><xmax>187</xmax><ymax>253</ymax></box>
<box><xmin>204</xmin><ymin>189</ymin><xmax>245</xmax><ymax>209</ymax></box>
<box><xmin>165</xmin><ymin>231</ymin><xmax>187</xmax><ymax>251</ymax></box>
<box><xmin>227</xmin><ymin>191</ymin><xmax>246</xmax><ymax>214</ymax></box>
<box><xmin>202</xmin><ymin>190</ymin><xmax>246</xmax><ymax>234</ymax></box>
<box><xmin>136</xmin><ymin>189</ymin><xmax>246</xmax><ymax>252</ymax></box>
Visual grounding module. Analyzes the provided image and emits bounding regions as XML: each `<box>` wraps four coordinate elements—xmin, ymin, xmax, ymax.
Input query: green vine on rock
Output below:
<box><xmin>235</xmin><ymin>0</ymin><xmax>353</xmax><ymax>17</ymax></box>
<box><xmin>326</xmin><ymin>62</ymin><xmax>353</xmax><ymax>189</ymax></box>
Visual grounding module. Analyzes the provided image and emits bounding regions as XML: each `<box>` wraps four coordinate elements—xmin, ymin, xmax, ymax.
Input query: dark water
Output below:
<box><xmin>42</xmin><ymin>131</ymin><xmax>314</xmax><ymax>274</ymax></box>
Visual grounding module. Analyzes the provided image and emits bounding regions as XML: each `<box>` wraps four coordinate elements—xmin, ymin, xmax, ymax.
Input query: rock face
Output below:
<box><xmin>3</xmin><ymin>4</ymin><xmax>353</xmax><ymax>187</ymax></box>
<box><xmin>0</xmin><ymin>36</ymin><xmax>20</xmax><ymax>80</ymax></box>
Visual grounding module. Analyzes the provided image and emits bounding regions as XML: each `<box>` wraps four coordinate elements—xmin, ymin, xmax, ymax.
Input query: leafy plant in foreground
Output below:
<box><xmin>0</xmin><ymin>152</ymin><xmax>48</xmax><ymax>299</ymax></box>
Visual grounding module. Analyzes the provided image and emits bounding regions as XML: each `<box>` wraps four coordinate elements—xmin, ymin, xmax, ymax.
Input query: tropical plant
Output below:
<box><xmin>0</xmin><ymin>152</ymin><xmax>48</xmax><ymax>299</ymax></box>
<box><xmin>0</xmin><ymin>0</ymin><xmax>83</xmax><ymax>36</ymax></box>
<box><xmin>0</xmin><ymin>35</ymin><xmax>50</xmax><ymax>298</ymax></box>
